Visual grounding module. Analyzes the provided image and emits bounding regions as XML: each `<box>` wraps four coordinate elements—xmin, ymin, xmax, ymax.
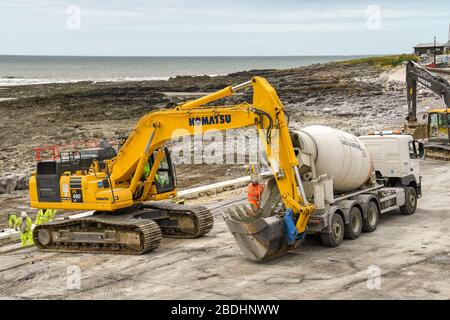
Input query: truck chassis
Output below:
<box><xmin>308</xmin><ymin>183</ymin><xmax>420</xmax><ymax>247</ymax></box>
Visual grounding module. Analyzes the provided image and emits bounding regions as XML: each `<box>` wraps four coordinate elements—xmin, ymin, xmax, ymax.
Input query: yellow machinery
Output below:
<box><xmin>30</xmin><ymin>77</ymin><xmax>314</xmax><ymax>256</ymax></box>
<box><xmin>405</xmin><ymin>61</ymin><xmax>450</xmax><ymax>160</ymax></box>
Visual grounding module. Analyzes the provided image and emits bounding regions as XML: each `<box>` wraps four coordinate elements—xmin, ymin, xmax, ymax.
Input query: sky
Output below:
<box><xmin>0</xmin><ymin>0</ymin><xmax>449</xmax><ymax>56</ymax></box>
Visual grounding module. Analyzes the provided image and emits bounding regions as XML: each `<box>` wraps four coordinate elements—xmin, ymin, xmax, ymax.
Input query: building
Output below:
<box><xmin>413</xmin><ymin>43</ymin><xmax>446</xmax><ymax>56</ymax></box>
<box><xmin>414</xmin><ymin>24</ymin><xmax>450</xmax><ymax>55</ymax></box>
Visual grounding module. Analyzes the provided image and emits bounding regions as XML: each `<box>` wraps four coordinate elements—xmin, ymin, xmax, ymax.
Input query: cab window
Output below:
<box><xmin>429</xmin><ymin>113</ymin><xmax>438</xmax><ymax>127</ymax></box>
<box><xmin>439</xmin><ymin>113</ymin><xmax>448</xmax><ymax>127</ymax></box>
<box><xmin>409</xmin><ymin>141</ymin><xmax>418</xmax><ymax>159</ymax></box>
<box><xmin>148</xmin><ymin>149</ymin><xmax>176</xmax><ymax>194</ymax></box>
<box><xmin>155</xmin><ymin>157</ymin><xmax>171</xmax><ymax>190</ymax></box>
<box><xmin>429</xmin><ymin>113</ymin><xmax>447</xmax><ymax>138</ymax></box>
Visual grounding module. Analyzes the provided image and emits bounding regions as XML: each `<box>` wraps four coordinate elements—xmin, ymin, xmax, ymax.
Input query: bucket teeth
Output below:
<box><xmin>225</xmin><ymin>205</ymin><xmax>258</xmax><ymax>223</ymax></box>
<box><xmin>225</xmin><ymin>207</ymin><xmax>240</xmax><ymax>221</ymax></box>
<box><xmin>234</xmin><ymin>206</ymin><xmax>247</xmax><ymax>221</ymax></box>
<box><xmin>242</xmin><ymin>205</ymin><xmax>256</xmax><ymax>217</ymax></box>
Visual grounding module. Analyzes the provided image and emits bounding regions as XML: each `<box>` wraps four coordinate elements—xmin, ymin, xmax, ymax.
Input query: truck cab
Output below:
<box><xmin>359</xmin><ymin>133</ymin><xmax>423</xmax><ymax>198</ymax></box>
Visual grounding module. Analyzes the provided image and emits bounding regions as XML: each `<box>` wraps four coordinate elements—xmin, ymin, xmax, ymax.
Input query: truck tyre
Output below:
<box><xmin>344</xmin><ymin>207</ymin><xmax>363</xmax><ymax>240</ymax></box>
<box><xmin>320</xmin><ymin>213</ymin><xmax>344</xmax><ymax>248</ymax></box>
<box><xmin>362</xmin><ymin>201</ymin><xmax>379</xmax><ymax>233</ymax></box>
<box><xmin>400</xmin><ymin>187</ymin><xmax>417</xmax><ymax>215</ymax></box>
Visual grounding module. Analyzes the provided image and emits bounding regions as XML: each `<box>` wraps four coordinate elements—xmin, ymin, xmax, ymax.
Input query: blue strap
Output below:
<box><xmin>283</xmin><ymin>209</ymin><xmax>301</xmax><ymax>246</ymax></box>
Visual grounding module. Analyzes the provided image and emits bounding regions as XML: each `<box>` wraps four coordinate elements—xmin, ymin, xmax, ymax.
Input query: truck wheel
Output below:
<box><xmin>400</xmin><ymin>187</ymin><xmax>417</xmax><ymax>215</ymax></box>
<box><xmin>344</xmin><ymin>207</ymin><xmax>363</xmax><ymax>240</ymax></box>
<box><xmin>320</xmin><ymin>213</ymin><xmax>344</xmax><ymax>248</ymax></box>
<box><xmin>362</xmin><ymin>201</ymin><xmax>379</xmax><ymax>233</ymax></box>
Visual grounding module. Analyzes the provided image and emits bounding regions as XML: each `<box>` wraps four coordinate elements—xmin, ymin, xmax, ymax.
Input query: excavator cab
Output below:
<box><xmin>148</xmin><ymin>148</ymin><xmax>176</xmax><ymax>195</ymax></box>
<box><xmin>427</xmin><ymin>109</ymin><xmax>450</xmax><ymax>141</ymax></box>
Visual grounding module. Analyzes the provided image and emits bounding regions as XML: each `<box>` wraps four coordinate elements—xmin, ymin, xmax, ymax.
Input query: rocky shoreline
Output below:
<box><xmin>0</xmin><ymin>59</ymin><xmax>445</xmax><ymax>194</ymax></box>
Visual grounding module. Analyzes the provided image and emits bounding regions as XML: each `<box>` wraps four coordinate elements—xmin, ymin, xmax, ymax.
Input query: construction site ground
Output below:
<box><xmin>1</xmin><ymin>159</ymin><xmax>449</xmax><ymax>299</ymax></box>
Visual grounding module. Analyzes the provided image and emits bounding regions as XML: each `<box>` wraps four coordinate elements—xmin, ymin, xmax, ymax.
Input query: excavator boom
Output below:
<box><xmin>406</xmin><ymin>60</ymin><xmax>450</xmax><ymax>122</ymax></box>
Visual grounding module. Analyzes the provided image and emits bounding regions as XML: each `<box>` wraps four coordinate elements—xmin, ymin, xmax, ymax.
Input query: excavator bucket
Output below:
<box><xmin>223</xmin><ymin>178</ymin><xmax>290</xmax><ymax>261</ymax></box>
<box><xmin>404</xmin><ymin>122</ymin><xmax>427</xmax><ymax>140</ymax></box>
<box><xmin>223</xmin><ymin>210</ymin><xmax>288</xmax><ymax>261</ymax></box>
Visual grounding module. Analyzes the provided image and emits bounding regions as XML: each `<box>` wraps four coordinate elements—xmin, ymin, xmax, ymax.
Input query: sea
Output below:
<box><xmin>0</xmin><ymin>55</ymin><xmax>367</xmax><ymax>86</ymax></box>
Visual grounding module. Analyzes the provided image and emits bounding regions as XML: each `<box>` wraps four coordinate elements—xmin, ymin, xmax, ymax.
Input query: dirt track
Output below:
<box><xmin>1</xmin><ymin>160</ymin><xmax>449</xmax><ymax>299</ymax></box>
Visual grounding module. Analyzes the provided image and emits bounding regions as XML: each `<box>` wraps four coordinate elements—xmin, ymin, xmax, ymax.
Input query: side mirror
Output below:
<box><xmin>418</xmin><ymin>142</ymin><xmax>425</xmax><ymax>159</ymax></box>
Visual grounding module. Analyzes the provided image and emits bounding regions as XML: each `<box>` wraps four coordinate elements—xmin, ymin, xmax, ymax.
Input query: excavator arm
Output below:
<box><xmin>406</xmin><ymin>60</ymin><xmax>450</xmax><ymax>122</ymax></box>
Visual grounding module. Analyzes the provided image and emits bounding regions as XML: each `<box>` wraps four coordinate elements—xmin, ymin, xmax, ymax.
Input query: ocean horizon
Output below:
<box><xmin>0</xmin><ymin>55</ymin><xmax>370</xmax><ymax>86</ymax></box>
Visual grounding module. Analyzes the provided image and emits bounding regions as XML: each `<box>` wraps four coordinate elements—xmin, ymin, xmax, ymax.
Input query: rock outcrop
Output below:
<box><xmin>0</xmin><ymin>173</ymin><xmax>29</xmax><ymax>194</ymax></box>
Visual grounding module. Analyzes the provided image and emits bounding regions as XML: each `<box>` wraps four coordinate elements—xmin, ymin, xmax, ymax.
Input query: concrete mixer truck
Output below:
<box><xmin>224</xmin><ymin>125</ymin><xmax>423</xmax><ymax>261</ymax></box>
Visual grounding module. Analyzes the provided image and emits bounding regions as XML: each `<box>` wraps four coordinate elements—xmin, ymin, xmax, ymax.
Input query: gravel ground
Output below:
<box><xmin>0</xmin><ymin>160</ymin><xmax>449</xmax><ymax>299</ymax></box>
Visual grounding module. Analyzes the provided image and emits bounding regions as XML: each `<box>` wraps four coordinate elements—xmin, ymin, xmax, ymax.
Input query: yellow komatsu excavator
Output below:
<box><xmin>30</xmin><ymin>77</ymin><xmax>315</xmax><ymax>257</ymax></box>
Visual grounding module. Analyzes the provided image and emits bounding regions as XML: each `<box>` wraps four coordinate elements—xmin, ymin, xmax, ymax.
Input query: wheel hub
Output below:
<box><xmin>334</xmin><ymin>223</ymin><xmax>342</xmax><ymax>238</ymax></box>
<box><xmin>351</xmin><ymin>215</ymin><xmax>360</xmax><ymax>232</ymax></box>
<box><xmin>409</xmin><ymin>194</ymin><xmax>416</xmax><ymax>207</ymax></box>
<box><xmin>37</xmin><ymin>229</ymin><xmax>51</xmax><ymax>246</ymax></box>
<box><xmin>368</xmin><ymin>207</ymin><xmax>377</xmax><ymax>225</ymax></box>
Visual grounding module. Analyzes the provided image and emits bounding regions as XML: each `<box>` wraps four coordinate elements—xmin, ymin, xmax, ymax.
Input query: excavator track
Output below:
<box><xmin>33</xmin><ymin>214</ymin><xmax>162</xmax><ymax>255</ymax></box>
<box><xmin>424</xmin><ymin>145</ymin><xmax>450</xmax><ymax>161</ymax></box>
<box><xmin>142</xmin><ymin>202</ymin><xmax>214</xmax><ymax>238</ymax></box>
<box><xmin>32</xmin><ymin>202</ymin><xmax>213</xmax><ymax>255</ymax></box>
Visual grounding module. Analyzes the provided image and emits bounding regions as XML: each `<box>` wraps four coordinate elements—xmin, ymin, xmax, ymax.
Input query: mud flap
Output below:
<box><xmin>223</xmin><ymin>213</ymin><xmax>288</xmax><ymax>261</ymax></box>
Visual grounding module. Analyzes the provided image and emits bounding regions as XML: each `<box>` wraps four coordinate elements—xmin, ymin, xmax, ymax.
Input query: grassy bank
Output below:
<box><xmin>340</xmin><ymin>54</ymin><xmax>418</xmax><ymax>70</ymax></box>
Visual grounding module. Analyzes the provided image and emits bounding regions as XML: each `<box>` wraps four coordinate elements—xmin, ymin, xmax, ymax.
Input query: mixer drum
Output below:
<box><xmin>292</xmin><ymin>125</ymin><xmax>373</xmax><ymax>193</ymax></box>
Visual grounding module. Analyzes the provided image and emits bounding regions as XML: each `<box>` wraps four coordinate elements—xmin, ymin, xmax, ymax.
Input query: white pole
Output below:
<box><xmin>448</xmin><ymin>23</ymin><xmax>450</xmax><ymax>52</ymax></box>
<box><xmin>448</xmin><ymin>23</ymin><xmax>450</xmax><ymax>44</ymax></box>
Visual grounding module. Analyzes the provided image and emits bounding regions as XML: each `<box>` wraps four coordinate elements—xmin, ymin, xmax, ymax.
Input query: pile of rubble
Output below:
<box><xmin>0</xmin><ymin>172</ymin><xmax>30</xmax><ymax>194</ymax></box>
